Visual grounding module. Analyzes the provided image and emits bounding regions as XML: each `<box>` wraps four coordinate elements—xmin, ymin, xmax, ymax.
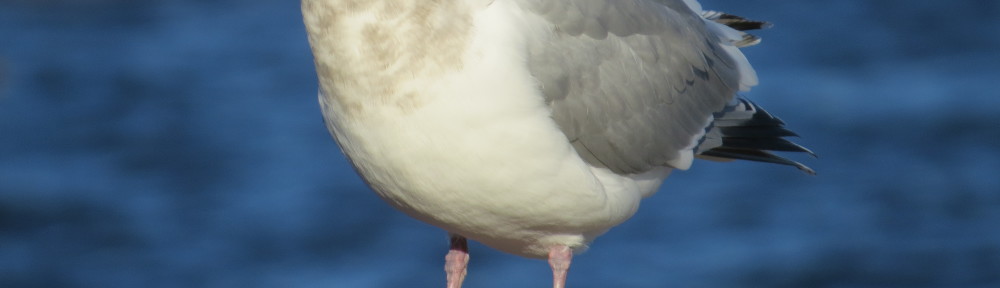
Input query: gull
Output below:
<box><xmin>302</xmin><ymin>0</ymin><xmax>814</xmax><ymax>287</ymax></box>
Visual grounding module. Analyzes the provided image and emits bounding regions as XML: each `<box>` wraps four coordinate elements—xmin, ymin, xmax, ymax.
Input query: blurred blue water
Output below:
<box><xmin>1</xmin><ymin>0</ymin><xmax>998</xmax><ymax>287</ymax></box>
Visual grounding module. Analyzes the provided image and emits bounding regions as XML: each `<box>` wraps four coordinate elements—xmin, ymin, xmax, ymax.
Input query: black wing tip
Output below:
<box><xmin>792</xmin><ymin>163</ymin><xmax>817</xmax><ymax>176</ymax></box>
<box><xmin>697</xmin><ymin>99</ymin><xmax>816</xmax><ymax>175</ymax></box>
<box><xmin>700</xmin><ymin>148</ymin><xmax>816</xmax><ymax>175</ymax></box>
<box><xmin>799</xmin><ymin>166</ymin><xmax>817</xmax><ymax>176</ymax></box>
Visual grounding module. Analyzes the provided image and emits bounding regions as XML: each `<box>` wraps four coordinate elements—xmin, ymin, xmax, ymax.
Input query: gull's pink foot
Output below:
<box><xmin>445</xmin><ymin>235</ymin><xmax>469</xmax><ymax>288</ymax></box>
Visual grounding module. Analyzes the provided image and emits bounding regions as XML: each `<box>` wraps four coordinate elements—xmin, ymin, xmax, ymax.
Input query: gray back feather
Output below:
<box><xmin>516</xmin><ymin>0</ymin><xmax>745</xmax><ymax>174</ymax></box>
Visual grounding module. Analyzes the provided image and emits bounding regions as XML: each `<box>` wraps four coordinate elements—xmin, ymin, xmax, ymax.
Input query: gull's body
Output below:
<box><xmin>303</xmin><ymin>0</ymin><xmax>812</xmax><ymax>286</ymax></box>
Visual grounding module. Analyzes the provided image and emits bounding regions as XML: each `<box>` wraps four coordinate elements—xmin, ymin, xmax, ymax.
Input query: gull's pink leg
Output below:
<box><xmin>548</xmin><ymin>245</ymin><xmax>573</xmax><ymax>288</ymax></box>
<box><xmin>445</xmin><ymin>235</ymin><xmax>469</xmax><ymax>288</ymax></box>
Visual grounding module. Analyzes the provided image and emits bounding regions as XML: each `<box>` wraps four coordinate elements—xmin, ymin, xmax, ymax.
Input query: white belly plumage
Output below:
<box><xmin>321</xmin><ymin>80</ymin><xmax>669</xmax><ymax>258</ymax></box>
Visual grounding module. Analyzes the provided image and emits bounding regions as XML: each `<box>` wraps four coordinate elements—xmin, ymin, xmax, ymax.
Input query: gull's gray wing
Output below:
<box><xmin>515</xmin><ymin>0</ymin><xmax>758</xmax><ymax>174</ymax></box>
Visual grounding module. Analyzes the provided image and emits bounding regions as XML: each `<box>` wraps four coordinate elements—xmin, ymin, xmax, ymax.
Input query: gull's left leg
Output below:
<box><xmin>445</xmin><ymin>234</ymin><xmax>469</xmax><ymax>288</ymax></box>
<box><xmin>548</xmin><ymin>245</ymin><xmax>572</xmax><ymax>288</ymax></box>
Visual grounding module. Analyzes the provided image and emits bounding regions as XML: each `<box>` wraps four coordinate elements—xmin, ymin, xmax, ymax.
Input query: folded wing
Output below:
<box><xmin>517</xmin><ymin>0</ymin><xmax>764</xmax><ymax>174</ymax></box>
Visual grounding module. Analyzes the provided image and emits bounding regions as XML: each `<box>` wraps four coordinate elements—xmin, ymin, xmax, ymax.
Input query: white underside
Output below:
<box><xmin>320</xmin><ymin>2</ymin><xmax>675</xmax><ymax>258</ymax></box>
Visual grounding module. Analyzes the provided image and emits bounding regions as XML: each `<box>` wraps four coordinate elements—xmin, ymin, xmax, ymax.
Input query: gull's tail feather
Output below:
<box><xmin>702</xmin><ymin>11</ymin><xmax>771</xmax><ymax>31</ymax></box>
<box><xmin>702</xmin><ymin>11</ymin><xmax>770</xmax><ymax>47</ymax></box>
<box><xmin>696</xmin><ymin>98</ymin><xmax>816</xmax><ymax>175</ymax></box>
